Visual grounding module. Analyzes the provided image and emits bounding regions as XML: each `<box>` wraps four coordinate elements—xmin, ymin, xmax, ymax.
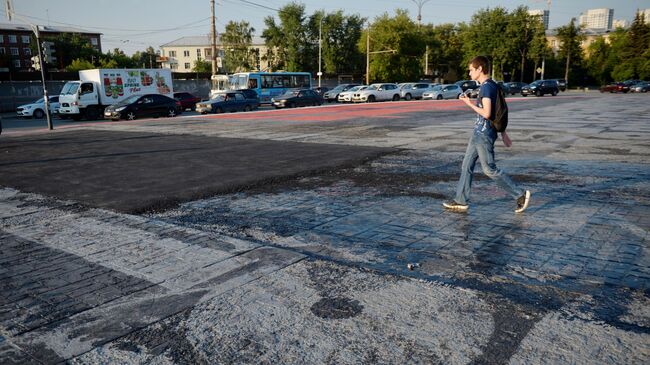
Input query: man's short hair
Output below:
<box><xmin>469</xmin><ymin>56</ymin><xmax>491</xmax><ymax>75</ymax></box>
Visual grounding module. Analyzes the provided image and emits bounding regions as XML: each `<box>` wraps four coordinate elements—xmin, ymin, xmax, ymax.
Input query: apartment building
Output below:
<box><xmin>0</xmin><ymin>23</ymin><xmax>101</xmax><ymax>71</ymax></box>
<box><xmin>528</xmin><ymin>9</ymin><xmax>550</xmax><ymax>30</ymax></box>
<box><xmin>579</xmin><ymin>8</ymin><xmax>614</xmax><ymax>30</ymax></box>
<box><xmin>159</xmin><ymin>35</ymin><xmax>269</xmax><ymax>73</ymax></box>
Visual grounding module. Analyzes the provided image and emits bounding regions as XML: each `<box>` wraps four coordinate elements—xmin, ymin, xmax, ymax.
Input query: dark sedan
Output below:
<box><xmin>505</xmin><ymin>82</ymin><xmax>527</xmax><ymax>95</ymax></box>
<box><xmin>521</xmin><ymin>80</ymin><xmax>559</xmax><ymax>97</ymax></box>
<box><xmin>195</xmin><ymin>91</ymin><xmax>259</xmax><ymax>114</ymax></box>
<box><xmin>173</xmin><ymin>92</ymin><xmax>201</xmax><ymax>111</ymax></box>
<box><xmin>104</xmin><ymin>94</ymin><xmax>181</xmax><ymax>121</ymax></box>
<box><xmin>599</xmin><ymin>83</ymin><xmax>630</xmax><ymax>93</ymax></box>
<box><xmin>271</xmin><ymin>89</ymin><xmax>324</xmax><ymax>108</ymax></box>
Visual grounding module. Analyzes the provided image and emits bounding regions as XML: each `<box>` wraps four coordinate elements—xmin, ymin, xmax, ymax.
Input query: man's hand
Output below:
<box><xmin>459</xmin><ymin>92</ymin><xmax>472</xmax><ymax>105</ymax></box>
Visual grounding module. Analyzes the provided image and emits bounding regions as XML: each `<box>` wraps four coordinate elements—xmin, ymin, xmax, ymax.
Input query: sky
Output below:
<box><xmin>5</xmin><ymin>0</ymin><xmax>650</xmax><ymax>55</ymax></box>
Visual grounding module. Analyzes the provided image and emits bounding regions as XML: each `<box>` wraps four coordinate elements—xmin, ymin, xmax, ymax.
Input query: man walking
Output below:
<box><xmin>443</xmin><ymin>55</ymin><xmax>531</xmax><ymax>213</ymax></box>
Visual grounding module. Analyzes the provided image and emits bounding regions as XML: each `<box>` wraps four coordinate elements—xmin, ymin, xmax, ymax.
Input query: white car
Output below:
<box><xmin>422</xmin><ymin>84</ymin><xmax>462</xmax><ymax>100</ymax></box>
<box><xmin>351</xmin><ymin>83</ymin><xmax>400</xmax><ymax>103</ymax></box>
<box><xmin>337</xmin><ymin>85</ymin><xmax>368</xmax><ymax>102</ymax></box>
<box><xmin>399</xmin><ymin>82</ymin><xmax>434</xmax><ymax>100</ymax></box>
<box><xmin>16</xmin><ymin>96</ymin><xmax>60</xmax><ymax>119</ymax></box>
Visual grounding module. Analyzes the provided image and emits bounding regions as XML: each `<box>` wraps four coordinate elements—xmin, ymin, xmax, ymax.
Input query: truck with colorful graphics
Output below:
<box><xmin>58</xmin><ymin>68</ymin><xmax>173</xmax><ymax>120</ymax></box>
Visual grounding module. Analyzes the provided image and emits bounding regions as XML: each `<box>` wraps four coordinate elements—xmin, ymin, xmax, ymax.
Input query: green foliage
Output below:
<box><xmin>358</xmin><ymin>9</ymin><xmax>424</xmax><ymax>83</ymax></box>
<box><xmin>261</xmin><ymin>2</ymin><xmax>308</xmax><ymax>72</ymax></box>
<box><xmin>555</xmin><ymin>18</ymin><xmax>585</xmax><ymax>85</ymax></box>
<box><xmin>585</xmin><ymin>37</ymin><xmax>612</xmax><ymax>84</ymax></box>
<box><xmin>66</xmin><ymin>58</ymin><xmax>96</xmax><ymax>72</ymax></box>
<box><xmin>461</xmin><ymin>7</ymin><xmax>511</xmax><ymax>78</ymax></box>
<box><xmin>221</xmin><ymin>20</ymin><xmax>256</xmax><ymax>72</ymax></box>
<box><xmin>45</xmin><ymin>33</ymin><xmax>100</xmax><ymax>70</ymax></box>
<box><xmin>192</xmin><ymin>59</ymin><xmax>212</xmax><ymax>73</ymax></box>
<box><xmin>132</xmin><ymin>46</ymin><xmax>158</xmax><ymax>68</ymax></box>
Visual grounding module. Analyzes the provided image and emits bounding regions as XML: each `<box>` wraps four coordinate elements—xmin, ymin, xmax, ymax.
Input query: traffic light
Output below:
<box><xmin>31</xmin><ymin>55</ymin><xmax>40</xmax><ymax>70</ymax></box>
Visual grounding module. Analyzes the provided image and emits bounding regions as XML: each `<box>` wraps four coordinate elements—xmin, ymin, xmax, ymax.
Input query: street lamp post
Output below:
<box><xmin>318</xmin><ymin>16</ymin><xmax>323</xmax><ymax>87</ymax></box>
<box><xmin>5</xmin><ymin>1</ymin><xmax>53</xmax><ymax>130</ymax></box>
<box><xmin>410</xmin><ymin>0</ymin><xmax>431</xmax><ymax>27</ymax></box>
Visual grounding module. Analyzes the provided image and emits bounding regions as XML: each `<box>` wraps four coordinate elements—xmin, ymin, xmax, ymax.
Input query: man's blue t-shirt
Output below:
<box><xmin>473</xmin><ymin>79</ymin><xmax>498</xmax><ymax>140</ymax></box>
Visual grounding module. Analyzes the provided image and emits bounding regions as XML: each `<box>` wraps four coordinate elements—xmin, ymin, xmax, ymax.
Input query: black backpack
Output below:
<box><xmin>489</xmin><ymin>81</ymin><xmax>508</xmax><ymax>132</ymax></box>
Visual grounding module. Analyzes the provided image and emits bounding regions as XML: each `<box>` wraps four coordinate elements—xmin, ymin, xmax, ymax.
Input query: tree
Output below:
<box><xmin>555</xmin><ymin>18</ymin><xmax>584</xmax><ymax>86</ymax></box>
<box><xmin>66</xmin><ymin>58</ymin><xmax>95</xmax><ymax>72</ymax></box>
<box><xmin>192</xmin><ymin>59</ymin><xmax>211</xmax><ymax>72</ymax></box>
<box><xmin>102</xmin><ymin>48</ymin><xmax>135</xmax><ymax>68</ymax></box>
<box><xmin>43</xmin><ymin>33</ymin><xmax>100</xmax><ymax>70</ymax></box>
<box><xmin>424</xmin><ymin>23</ymin><xmax>464</xmax><ymax>82</ymax></box>
<box><xmin>358</xmin><ymin>9</ymin><xmax>424</xmax><ymax>83</ymax></box>
<box><xmin>507</xmin><ymin>6</ymin><xmax>546</xmax><ymax>82</ymax></box>
<box><xmin>460</xmin><ymin>7</ymin><xmax>511</xmax><ymax>80</ymax></box>
<box><xmin>221</xmin><ymin>20</ymin><xmax>256</xmax><ymax>72</ymax></box>
<box><xmin>585</xmin><ymin>36</ymin><xmax>612</xmax><ymax>84</ymax></box>
<box><xmin>132</xmin><ymin>46</ymin><xmax>158</xmax><ymax>68</ymax></box>
<box><xmin>262</xmin><ymin>2</ymin><xmax>308</xmax><ymax>72</ymax></box>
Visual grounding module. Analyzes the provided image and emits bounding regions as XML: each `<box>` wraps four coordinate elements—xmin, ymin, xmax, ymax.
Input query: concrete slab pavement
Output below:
<box><xmin>1</xmin><ymin>94</ymin><xmax>649</xmax><ymax>364</ymax></box>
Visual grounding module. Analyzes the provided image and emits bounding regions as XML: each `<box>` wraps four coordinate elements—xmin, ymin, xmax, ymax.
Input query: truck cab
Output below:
<box><xmin>58</xmin><ymin>81</ymin><xmax>101</xmax><ymax>120</ymax></box>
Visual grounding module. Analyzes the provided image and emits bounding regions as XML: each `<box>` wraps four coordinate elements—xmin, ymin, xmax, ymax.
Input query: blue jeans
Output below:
<box><xmin>454</xmin><ymin>132</ymin><xmax>523</xmax><ymax>205</ymax></box>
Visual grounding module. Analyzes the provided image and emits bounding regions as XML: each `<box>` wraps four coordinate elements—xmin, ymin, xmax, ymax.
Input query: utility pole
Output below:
<box><xmin>210</xmin><ymin>0</ymin><xmax>217</xmax><ymax>76</ymax></box>
<box><xmin>410</xmin><ymin>0</ymin><xmax>431</xmax><ymax>27</ymax></box>
<box><xmin>318</xmin><ymin>15</ymin><xmax>323</xmax><ymax>87</ymax></box>
<box><xmin>366</xmin><ymin>27</ymin><xmax>370</xmax><ymax>85</ymax></box>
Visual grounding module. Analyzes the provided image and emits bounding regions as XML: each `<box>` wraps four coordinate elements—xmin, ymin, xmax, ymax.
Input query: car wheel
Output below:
<box><xmin>214</xmin><ymin>107</ymin><xmax>223</xmax><ymax>114</ymax></box>
<box><xmin>367</xmin><ymin>95</ymin><xmax>375</xmax><ymax>103</ymax></box>
<box><xmin>244</xmin><ymin>105</ymin><xmax>251</xmax><ymax>112</ymax></box>
<box><xmin>404</xmin><ymin>93</ymin><xmax>412</xmax><ymax>101</ymax></box>
<box><xmin>167</xmin><ymin>108</ymin><xmax>177</xmax><ymax>117</ymax></box>
<box><xmin>456</xmin><ymin>93</ymin><xmax>461</xmax><ymax>99</ymax></box>
<box><xmin>536</xmin><ymin>90</ymin><xmax>542</xmax><ymax>97</ymax></box>
<box><xmin>126</xmin><ymin>112</ymin><xmax>137</xmax><ymax>120</ymax></box>
<box><xmin>552</xmin><ymin>90</ymin><xmax>558</xmax><ymax>96</ymax></box>
<box><xmin>392</xmin><ymin>94</ymin><xmax>400</xmax><ymax>101</ymax></box>
<box><xmin>33</xmin><ymin>109</ymin><xmax>45</xmax><ymax>119</ymax></box>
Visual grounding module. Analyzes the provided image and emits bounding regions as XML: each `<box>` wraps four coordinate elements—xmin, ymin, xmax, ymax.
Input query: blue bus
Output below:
<box><xmin>213</xmin><ymin>72</ymin><xmax>312</xmax><ymax>104</ymax></box>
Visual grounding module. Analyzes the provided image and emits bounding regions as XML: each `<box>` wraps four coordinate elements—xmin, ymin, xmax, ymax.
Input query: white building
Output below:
<box><xmin>641</xmin><ymin>9</ymin><xmax>650</xmax><ymax>24</ymax></box>
<box><xmin>579</xmin><ymin>8</ymin><xmax>614</xmax><ymax>30</ymax></box>
<box><xmin>528</xmin><ymin>9</ymin><xmax>550</xmax><ymax>30</ymax></box>
<box><xmin>159</xmin><ymin>36</ymin><xmax>268</xmax><ymax>73</ymax></box>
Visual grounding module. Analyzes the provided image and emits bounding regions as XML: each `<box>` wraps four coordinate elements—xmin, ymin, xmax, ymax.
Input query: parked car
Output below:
<box><xmin>599</xmin><ymin>82</ymin><xmax>630</xmax><ymax>93</ymax></box>
<box><xmin>630</xmin><ymin>81</ymin><xmax>650</xmax><ymax>93</ymax></box>
<box><xmin>173</xmin><ymin>92</ymin><xmax>201</xmax><ymax>111</ymax></box>
<box><xmin>337</xmin><ymin>85</ymin><xmax>368</xmax><ymax>103</ymax></box>
<box><xmin>195</xmin><ymin>91</ymin><xmax>259</xmax><ymax>114</ymax></box>
<box><xmin>552</xmin><ymin>79</ymin><xmax>567</xmax><ymax>91</ymax></box>
<box><xmin>521</xmin><ymin>80</ymin><xmax>559</xmax><ymax>96</ymax></box>
<box><xmin>271</xmin><ymin>89</ymin><xmax>324</xmax><ymax>108</ymax></box>
<box><xmin>455</xmin><ymin>80</ymin><xmax>479</xmax><ymax>92</ymax></box>
<box><xmin>422</xmin><ymin>84</ymin><xmax>462</xmax><ymax>100</ymax></box>
<box><xmin>312</xmin><ymin>86</ymin><xmax>329</xmax><ymax>96</ymax></box>
<box><xmin>104</xmin><ymin>94</ymin><xmax>181</xmax><ymax>121</ymax></box>
<box><xmin>16</xmin><ymin>95</ymin><xmax>60</xmax><ymax>119</ymax></box>
<box><xmin>399</xmin><ymin>82</ymin><xmax>433</xmax><ymax>100</ymax></box>
<box><xmin>505</xmin><ymin>82</ymin><xmax>527</xmax><ymax>95</ymax></box>
<box><xmin>323</xmin><ymin>84</ymin><xmax>360</xmax><ymax>102</ymax></box>
<box><xmin>351</xmin><ymin>83</ymin><xmax>400</xmax><ymax>102</ymax></box>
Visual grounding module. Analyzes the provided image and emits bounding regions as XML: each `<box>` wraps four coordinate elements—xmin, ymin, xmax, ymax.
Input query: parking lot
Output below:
<box><xmin>1</xmin><ymin>92</ymin><xmax>649</xmax><ymax>364</ymax></box>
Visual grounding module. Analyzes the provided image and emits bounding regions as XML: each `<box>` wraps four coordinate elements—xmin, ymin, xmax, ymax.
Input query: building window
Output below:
<box><xmin>90</xmin><ymin>38</ymin><xmax>98</xmax><ymax>46</ymax></box>
<box><xmin>24</xmin><ymin>47</ymin><xmax>31</xmax><ymax>55</ymax></box>
<box><xmin>196</xmin><ymin>49</ymin><xmax>201</xmax><ymax>57</ymax></box>
<box><xmin>183</xmin><ymin>50</ymin><xmax>190</xmax><ymax>57</ymax></box>
<box><xmin>10</xmin><ymin>47</ymin><xmax>19</xmax><ymax>56</ymax></box>
<box><xmin>9</xmin><ymin>35</ymin><xmax>17</xmax><ymax>43</ymax></box>
<box><xmin>171</xmin><ymin>63</ymin><xmax>178</xmax><ymax>70</ymax></box>
<box><xmin>0</xmin><ymin>47</ymin><xmax>5</xmax><ymax>55</ymax></box>
<box><xmin>13</xmin><ymin>59</ymin><xmax>20</xmax><ymax>67</ymax></box>
<box><xmin>0</xmin><ymin>35</ymin><xmax>4</xmax><ymax>42</ymax></box>
<box><xmin>21</xmin><ymin>35</ymin><xmax>30</xmax><ymax>43</ymax></box>
<box><xmin>184</xmin><ymin>62</ymin><xmax>190</xmax><ymax>69</ymax></box>
<box><xmin>204</xmin><ymin>48</ymin><xmax>212</xmax><ymax>57</ymax></box>
<box><xmin>169</xmin><ymin>50</ymin><xmax>176</xmax><ymax>57</ymax></box>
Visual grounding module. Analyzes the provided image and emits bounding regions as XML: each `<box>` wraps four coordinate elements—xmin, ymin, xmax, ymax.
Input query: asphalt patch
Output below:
<box><xmin>0</xmin><ymin>130</ymin><xmax>395</xmax><ymax>213</ymax></box>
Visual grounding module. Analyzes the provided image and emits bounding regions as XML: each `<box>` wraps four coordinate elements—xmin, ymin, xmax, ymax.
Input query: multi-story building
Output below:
<box><xmin>0</xmin><ymin>23</ymin><xmax>101</xmax><ymax>71</ymax></box>
<box><xmin>159</xmin><ymin>35</ymin><xmax>269</xmax><ymax>73</ymax></box>
<box><xmin>545</xmin><ymin>28</ymin><xmax>613</xmax><ymax>56</ymax></box>
<box><xmin>641</xmin><ymin>9</ymin><xmax>650</xmax><ymax>24</ymax></box>
<box><xmin>528</xmin><ymin>9</ymin><xmax>550</xmax><ymax>30</ymax></box>
<box><xmin>578</xmin><ymin>8</ymin><xmax>614</xmax><ymax>30</ymax></box>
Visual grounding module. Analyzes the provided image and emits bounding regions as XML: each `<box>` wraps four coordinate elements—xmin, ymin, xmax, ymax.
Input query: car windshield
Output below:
<box><xmin>432</xmin><ymin>86</ymin><xmax>442</xmax><ymax>91</ymax></box>
<box><xmin>119</xmin><ymin>95</ymin><xmax>142</xmax><ymax>105</ymax></box>
<box><xmin>366</xmin><ymin>85</ymin><xmax>379</xmax><ymax>91</ymax></box>
<box><xmin>211</xmin><ymin>94</ymin><xmax>226</xmax><ymax>101</ymax></box>
<box><xmin>32</xmin><ymin>98</ymin><xmax>44</xmax><ymax>104</ymax></box>
<box><xmin>60</xmin><ymin>82</ymin><xmax>80</xmax><ymax>95</ymax></box>
<box><xmin>530</xmin><ymin>80</ymin><xmax>542</xmax><ymax>86</ymax></box>
<box><xmin>347</xmin><ymin>86</ymin><xmax>363</xmax><ymax>92</ymax></box>
<box><xmin>400</xmin><ymin>83</ymin><xmax>413</xmax><ymax>89</ymax></box>
<box><xmin>280</xmin><ymin>91</ymin><xmax>300</xmax><ymax>98</ymax></box>
<box><xmin>330</xmin><ymin>85</ymin><xmax>347</xmax><ymax>92</ymax></box>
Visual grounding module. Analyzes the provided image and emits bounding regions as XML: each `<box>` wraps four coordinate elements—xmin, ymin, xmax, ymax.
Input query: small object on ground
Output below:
<box><xmin>407</xmin><ymin>263</ymin><xmax>420</xmax><ymax>270</ymax></box>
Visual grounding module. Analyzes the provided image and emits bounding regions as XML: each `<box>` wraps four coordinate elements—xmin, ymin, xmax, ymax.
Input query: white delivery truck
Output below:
<box><xmin>58</xmin><ymin>68</ymin><xmax>173</xmax><ymax>120</ymax></box>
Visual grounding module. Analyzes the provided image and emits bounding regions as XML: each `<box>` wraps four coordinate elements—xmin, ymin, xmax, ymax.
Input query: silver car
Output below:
<box><xmin>399</xmin><ymin>82</ymin><xmax>434</xmax><ymax>100</ymax></box>
<box><xmin>422</xmin><ymin>84</ymin><xmax>462</xmax><ymax>100</ymax></box>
